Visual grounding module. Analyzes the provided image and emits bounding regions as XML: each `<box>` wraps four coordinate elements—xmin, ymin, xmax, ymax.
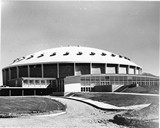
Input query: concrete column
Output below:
<box><xmin>127</xmin><ymin>65</ymin><xmax>130</xmax><ymax>74</ymax></box>
<box><xmin>90</xmin><ymin>63</ymin><xmax>92</xmax><ymax>74</ymax></box>
<box><xmin>57</xmin><ymin>63</ymin><xmax>59</xmax><ymax>78</ymax></box>
<box><xmin>138</xmin><ymin>68</ymin><xmax>140</xmax><ymax>74</ymax></box>
<box><xmin>34</xmin><ymin>89</ymin><xmax>36</xmax><ymax>95</ymax></box>
<box><xmin>138</xmin><ymin>68</ymin><xmax>142</xmax><ymax>74</ymax></box>
<box><xmin>28</xmin><ymin>65</ymin><xmax>30</xmax><ymax>77</ymax></box>
<box><xmin>105</xmin><ymin>63</ymin><xmax>107</xmax><ymax>74</ymax></box>
<box><xmin>74</xmin><ymin>63</ymin><xmax>76</xmax><ymax>76</ymax></box>
<box><xmin>9</xmin><ymin>89</ymin><xmax>11</xmax><ymax>96</ymax></box>
<box><xmin>125</xmin><ymin>66</ymin><xmax>127</xmax><ymax>74</ymax></box>
<box><xmin>22</xmin><ymin>90</ymin><xmax>24</xmax><ymax>96</ymax></box>
<box><xmin>33</xmin><ymin>80</ymin><xmax>35</xmax><ymax>88</ymax></box>
<box><xmin>136</xmin><ymin>67</ymin><xmax>138</xmax><ymax>75</ymax></box>
<box><xmin>140</xmin><ymin>68</ymin><xmax>142</xmax><ymax>74</ymax></box>
<box><xmin>9</xmin><ymin>68</ymin><xmax>11</xmax><ymax>80</ymax></box>
<box><xmin>17</xmin><ymin>67</ymin><xmax>19</xmax><ymax>78</ymax></box>
<box><xmin>134</xmin><ymin>67</ymin><xmax>136</xmax><ymax>74</ymax></box>
<box><xmin>117</xmin><ymin>64</ymin><xmax>120</xmax><ymax>74</ymax></box>
<box><xmin>42</xmin><ymin>64</ymin><xmax>44</xmax><ymax>78</ymax></box>
<box><xmin>3</xmin><ymin>69</ymin><xmax>6</xmax><ymax>85</ymax></box>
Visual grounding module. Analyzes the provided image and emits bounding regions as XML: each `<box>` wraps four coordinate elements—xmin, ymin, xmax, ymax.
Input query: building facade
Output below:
<box><xmin>1</xmin><ymin>46</ymin><xmax>159</xmax><ymax>95</ymax></box>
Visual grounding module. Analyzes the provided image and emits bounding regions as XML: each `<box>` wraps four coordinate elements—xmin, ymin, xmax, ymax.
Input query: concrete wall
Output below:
<box><xmin>92</xmin><ymin>85</ymin><xmax>112</xmax><ymax>92</ymax></box>
<box><xmin>64</xmin><ymin>83</ymin><xmax>81</xmax><ymax>92</ymax></box>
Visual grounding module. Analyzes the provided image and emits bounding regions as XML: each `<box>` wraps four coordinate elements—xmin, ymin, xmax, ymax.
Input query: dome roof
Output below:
<box><xmin>9</xmin><ymin>46</ymin><xmax>141</xmax><ymax>67</ymax></box>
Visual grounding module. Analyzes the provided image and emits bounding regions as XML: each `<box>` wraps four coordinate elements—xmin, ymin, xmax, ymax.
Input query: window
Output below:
<box><xmin>12</xmin><ymin>59</ymin><xmax>18</xmax><ymax>63</ymax></box>
<box><xmin>35</xmin><ymin>80</ymin><xmax>40</xmax><ymax>84</ymax></box>
<box><xmin>50</xmin><ymin>52</ymin><xmax>56</xmax><ymax>56</ymax></box>
<box><xmin>63</xmin><ymin>52</ymin><xmax>69</xmax><ymax>56</ymax></box>
<box><xmin>26</xmin><ymin>55</ymin><xmax>33</xmax><ymax>60</ymax></box>
<box><xmin>81</xmin><ymin>87</ymin><xmax>85</xmax><ymax>92</ymax></box>
<box><xmin>86</xmin><ymin>87</ymin><xmax>89</xmax><ymax>92</ymax></box>
<box><xmin>37</xmin><ymin>54</ymin><xmax>44</xmax><ymax>58</ymax></box>
<box><xmin>77</xmin><ymin>52</ymin><xmax>82</xmax><ymax>55</ymax></box>
<box><xmin>30</xmin><ymin>80</ymin><xmax>34</xmax><ymax>85</ymax></box>
<box><xmin>41</xmin><ymin>80</ymin><xmax>45</xmax><ymax>84</ymax></box>
<box><xmin>46</xmin><ymin>80</ymin><xmax>51</xmax><ymax>85</ymax></box>
<box><xmin>30</xmin><ymin>65</ymin><xmax>42</xmax><ymax>77</ymax></box>
<box><xmin>13</xmin><ymin>57</ymin><xmax>24</xmax><ymax>63</ymax></box>
<box><xmin>17</xmin><ymin>57</ymin><xmax>25</xmax><ymax>62</ymax></box>
<box><xmin>19</xmin><ymin>66</ymin><xmax>28</xmax><ymax>77</ymax></box>
<box><xmin>24</xmin><ymin>80</ymin><xmax>28</xmax><ymax>84</ymax></box>
<box><xmin>92</xmin><ymin>63</ymin><xmax>105</xmax><ymax>74</ymax></box>
<box><xmin>81</xmin><ymin>81</ymin><xmax>85</xmax><ymax>86</ymax></box>
<box><xmin>75</xmin><ymin>63</ymin><xmax>90</xmax><ymax>75</ymax></box>
<box><xmin>101</xmin><ymin>53</ymin><xmax>106</xmax><ymax>56</ymax></box>
<box><xmin>10</xmin><ymin>67</ymin><xmax>17</xmax><ymax>79</ymax></box>
<box><xmin>86</xmin><ymin>81</ymin><xmax>90</xmax><ymax>85</ymax></box>
<box><xmin>43</xmin><ymin>64</ymin><xmax>57</xmax><ymax>78</ymax></box>
<box><xmin>124</xmin><ymin>56</ymin><xmax>130</xmax><ymax>60</ymax></box>
<box><xmin>81</xmin><ymin>78</ymin><xmax>85</xmax><ymax>81</ymax></box>
<box><xmin>59</xmin><ymin>63</ymin><xmax>74</xmax><ymax>78</ymax></box>
<box><xmin>119</xmin><ymin>55</ymin><xmax>123</xmax><ymax>58</ymax></box>
<box><xmin>111</xmin><ymin>54</ymin><xmax>116</xmax><ymax>57</ymax></box>
<box><xmin>105</xmin><ymin>76</ymin><xmax>110</xmax><ymax>80</ymax></box>
<box><xmin>90</xmin><ymin>52</ymin><xmax>95</xmax><ymax>55</ymax></box>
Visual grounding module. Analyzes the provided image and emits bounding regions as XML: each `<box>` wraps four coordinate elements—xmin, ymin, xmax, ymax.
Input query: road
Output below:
<box><xmin>0</xmin><ymin>96</ymin><xmax>124</xmax><ymax>128</ymax></box>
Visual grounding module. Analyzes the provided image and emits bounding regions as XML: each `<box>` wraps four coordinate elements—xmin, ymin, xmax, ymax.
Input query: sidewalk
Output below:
<box><xmin>67</xmin><ymin>96</ymin><xmax>150</xmax><ymax>111</ymax></box>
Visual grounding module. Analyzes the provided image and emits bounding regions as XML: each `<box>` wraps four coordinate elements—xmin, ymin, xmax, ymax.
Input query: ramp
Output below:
<box><xmin>112</xmin><ymin>84</ymin><xmax>125</xmax><ymax>92</ymax></box>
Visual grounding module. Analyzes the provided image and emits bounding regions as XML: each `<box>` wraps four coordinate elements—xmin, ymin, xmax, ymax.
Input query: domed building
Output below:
<box><xmin>1</xmin><ymin>46</ymin><xmax>159</xmax><ymax>95</ymax></box>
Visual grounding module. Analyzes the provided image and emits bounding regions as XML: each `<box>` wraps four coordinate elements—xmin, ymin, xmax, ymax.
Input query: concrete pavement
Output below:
<box><xmin>67</xmin><ymin>96</ymin><xmax>151</xmax><ymax>111</ymax></box>
<box><xmin>0</xmin><ymin>96</ymin><xmax>122</xmax><ymax>128</ymax></box>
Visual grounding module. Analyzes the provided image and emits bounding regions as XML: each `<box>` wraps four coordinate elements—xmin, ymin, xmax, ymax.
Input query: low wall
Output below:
<box><xmin>92</xmin><ymin>85</ymin><xmax>112</xmax><ymax>92</ymax></box>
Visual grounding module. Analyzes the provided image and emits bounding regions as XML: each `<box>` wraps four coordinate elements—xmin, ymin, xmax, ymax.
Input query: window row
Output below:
<box><xmin>2</xmin><ymin>63</ymin><xmax>142</xmax><ymax>85</ymax></box>
<box><xmin>81</xmin><ymin>80</ymin><xmax>159</xmax><ymax>86</ymax></box>
<box><xmin>81</xmin><ymin>87</ymin><xmax>92</xmax><ymax>92</ymax></box>
<box><xmin>12</xmin><ymin>52</ymin><xmax>131</xmax><ymax>63</ymax></box>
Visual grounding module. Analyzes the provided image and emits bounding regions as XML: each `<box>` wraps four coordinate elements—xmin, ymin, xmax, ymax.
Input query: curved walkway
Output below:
<box><xmin>0</xmin><ymin>96</ymin><xmax>122</xmax><ymax>128</ymax></box>
<box><xmin>67</xmin><ymin>96</ymin><xmax>151</xmax><ymax>110</ymax></box>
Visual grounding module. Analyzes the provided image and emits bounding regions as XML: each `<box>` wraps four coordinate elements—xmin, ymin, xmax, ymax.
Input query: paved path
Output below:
<box><xmin>0</xmin><ymin>96</ymin><xmax>123</xmax><ymax>128</ymax></box>
<box><xmin>103</xmin><ymin>92</ymin><xmax>159</xmax><ymax>96</ymax></box>
<box><xmin>68</xmin><ymin>96</ymin><xmax>151</xmax><ymax>110</ymax></box>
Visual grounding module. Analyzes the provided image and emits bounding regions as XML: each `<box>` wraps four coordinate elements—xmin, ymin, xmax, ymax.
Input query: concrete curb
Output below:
<box><xmin>31</xmin><ymin>111</ymin><xmax>66</xmax><ymax>117</ymax></box>
<box><xmin>67</xmin><ymin>96</ymin><xmax>150</xmax><ymax>111</ymax></box>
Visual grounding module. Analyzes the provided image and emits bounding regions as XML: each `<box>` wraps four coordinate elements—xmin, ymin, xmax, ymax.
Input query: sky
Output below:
<box><xmin>1</xmin><ymin>1</ymin><xmax>159</xmax><ymax>85</ymax></box>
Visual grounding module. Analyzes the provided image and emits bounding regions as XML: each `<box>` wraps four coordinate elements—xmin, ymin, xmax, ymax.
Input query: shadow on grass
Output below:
<box><xmin>109</xmin><ymin>103</ymin><xmax>159</xmax><ymax>128</ymax></box>
<box><xmin>109</xmin><ymin>115</ymin><xmax>159</xmax><ymax>128</ymax></box>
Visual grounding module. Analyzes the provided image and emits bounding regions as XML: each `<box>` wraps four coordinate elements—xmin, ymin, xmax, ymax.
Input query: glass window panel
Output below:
<box><xmin>43</xmin><ymin>64</ymin><xmax>57</xmax><ymax>78</ymax></box>
<box><xmin>30</xmin><ymin>80</ymin><xmax>34</xmax><ymax>85</ymax></box>
<box><xmin>75</xmin><ymin>63</ymin><xmax>90</xmax><ymax>75</ymax></box>
<box><xmin>41</xmin><ymin>80</ymin><xmax>45</xmax><ymax>84</ymax></box>
<box><xmin>30</xmin><ymin>65</ymin><xmax>42</xmax><ymax>77</ymax></box>
<box><xmin>119</xmin><ymin>66</ymin><xmax>127</xmax><ymax>74</ymax></box>
<box><xmin>19</xmin><ymin>66</ymin><xmax>28</xmax><ymax>77</ymax></box>
<box><xmin>59</xmin><ymin>63</ymin><xmax>74</xmax><ymax>78</ymax></box>
<box><xmin>35</xmin><ymin>80</ymin><xmax>40</xmax><ymax>84</ymax></box>
<box><xmin>91</xmin><ymin>63</ymin><xmax>105</xmax><ymax>74</ymax></box>
<box><xmin>10</xmin><ymin>67</ymin><xmax>17</xmax><ymax>79</ymax></box>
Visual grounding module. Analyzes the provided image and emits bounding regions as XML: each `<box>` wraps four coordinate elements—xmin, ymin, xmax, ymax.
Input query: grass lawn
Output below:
<box><xmin>73</xmin><ymin>92</ymin><xmax>159</xmax><ymax>107</ymax></box>
<box><xmin>73</xmin><ymin>92</ymin><xmax>159</xmax><ymax>128</ymax></box>
<box><xmin>110</xmin><ymin>100</ymin><xmax>159</xmax><ymax>128</ymax></box>
<box><xmin>0</xmin><ymin>97</ymin><xmax>66</xmax><ymax>118</ymax></box>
